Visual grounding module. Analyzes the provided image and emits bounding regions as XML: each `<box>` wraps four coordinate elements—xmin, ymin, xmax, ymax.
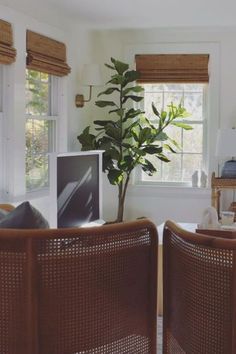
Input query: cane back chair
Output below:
<box><xmin>0</xmin><ymin>218</ymin><xmax>158</xmax><ymax>354</ymax></box>
<box><xmin>163</xmin><ymin>220</ymin><xmax>236</xmax><ymax>354</ymax></box>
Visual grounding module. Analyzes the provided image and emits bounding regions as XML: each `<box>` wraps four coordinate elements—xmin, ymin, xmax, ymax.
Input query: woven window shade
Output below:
<box><xmin>135</xmin><ymin>54</ymin><xmax>209</xmax><ymax>83</ymax></box>
<box><xmin>0</xmin><ymin>19</ymin><xmax>16</xmax><ymax>64</ymax></box>
<box><xmin>26</xmin><ymin>30</ymin><xmax>71</xmax><ymax>77</ymax></box>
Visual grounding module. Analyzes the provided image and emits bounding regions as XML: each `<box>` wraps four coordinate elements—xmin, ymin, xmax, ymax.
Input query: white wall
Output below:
<box><xmin>85</xmin><ymin>27</ymin><xmax>236</xmax><ymax>225</ymax></box>
<box><xmin>0</xmin><ymin>4</ymin><xmax>94</xmax><ymax>223</ymax></box>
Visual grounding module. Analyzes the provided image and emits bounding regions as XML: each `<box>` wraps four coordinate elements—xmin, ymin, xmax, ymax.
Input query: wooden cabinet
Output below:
<box><xmin>211</xmin><ymin>172</ymin><xmax>236</xmax><ymax>218</ymax></box>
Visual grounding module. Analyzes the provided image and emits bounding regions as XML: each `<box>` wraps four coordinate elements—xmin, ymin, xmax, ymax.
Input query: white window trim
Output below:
<box><xmin>124</xmin><ymin>41</ymin><xmax>220</xmax><ymax>189</ymax></box>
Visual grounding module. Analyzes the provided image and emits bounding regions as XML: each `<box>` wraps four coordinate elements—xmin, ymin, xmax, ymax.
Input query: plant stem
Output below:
<box><xmin>116</xmin><ymin>172</ymin><xmax>131</xmax><ymax>222</ymax></box>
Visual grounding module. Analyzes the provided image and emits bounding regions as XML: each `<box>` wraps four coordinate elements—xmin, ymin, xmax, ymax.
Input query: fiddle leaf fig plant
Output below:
<box><xmin>77</xmin><ymin>58</ymin><xmax>192</xmax><ymax>223</ymax></box>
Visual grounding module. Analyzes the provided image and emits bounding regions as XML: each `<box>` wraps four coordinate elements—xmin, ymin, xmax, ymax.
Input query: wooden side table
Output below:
<box><xmin>211</xmin><ymin>172</ymin><xmax>236</xmax><ymax>218</ymax></box>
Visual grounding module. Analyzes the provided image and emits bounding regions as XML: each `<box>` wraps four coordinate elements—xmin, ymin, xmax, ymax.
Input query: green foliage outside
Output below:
<box><xmin>78</xmin><ymin>58</ymin><xmax>193</xmax><ymax>222</ymax></box>
<box><xmin>25</xmin><ymin>69</ymin><xmax>51</xmax><ymax>190</ymax></box>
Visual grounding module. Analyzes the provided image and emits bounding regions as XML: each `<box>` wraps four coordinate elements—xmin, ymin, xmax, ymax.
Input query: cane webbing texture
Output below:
<box><xmin>135</xmin><ymin>54</ymin><xmax>209</xmax><ymax>83</ymax></box>
<box><xmin>163</xmin><ymin>221</ymin><xmax>235</xmax><ymax>354</ymax></box>
<box><xmin>0</xmin><ymin>240</ymin><xmax>27</xmax><ymax>353</ymax></box>
<box><xmin>0</xmin><ymin>19</ymin><xmax>16</xmax><ymax>64</ymax></box>
<box><xmin>26</xmin><ymin>30</ymin><xmax>71</xmax><ymax>77</ymax></box>
<box><xmin>0</xmin><ymin>219</ymin><xmax>158</xmax><ymax>354</ymax></box>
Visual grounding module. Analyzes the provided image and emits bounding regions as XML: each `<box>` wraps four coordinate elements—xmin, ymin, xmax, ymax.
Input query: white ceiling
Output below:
<box><xmin>2</xmin><ymin>0</ymin><xmax>236</xmax><ymax>29</ymax></box>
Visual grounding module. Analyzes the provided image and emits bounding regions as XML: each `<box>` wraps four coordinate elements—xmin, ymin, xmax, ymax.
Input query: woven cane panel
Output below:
<box><xmin>165</xmin><ymin>233</ymin><xmax>232</xmax><ymax>354</ymax></box>
<box><xmin>37</xmin><ymin>227</ymin><xmax>155</xmax><ymax>354</ymax></box>
<box><xmin>0</xmin><ymin>249</ymin><xmax>27</xmax><ymax>354</ymax></box>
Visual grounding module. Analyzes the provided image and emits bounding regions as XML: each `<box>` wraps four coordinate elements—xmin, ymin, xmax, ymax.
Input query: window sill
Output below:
<box><xmin>128</xmin><ymin>183</ymin><xmax>211</xmax><ymax>199</ymax></box>
<box><xmin>7</xmin><ymin>188</ymin><xmax>50</xmax><ymax>203</ymax></box>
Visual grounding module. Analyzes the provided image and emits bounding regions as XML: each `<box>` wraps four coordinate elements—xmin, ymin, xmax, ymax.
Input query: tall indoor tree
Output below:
<box><xmin>78</xmin><ymin>58</ymin><xmax>192</xmax><ymax>222</ymax></box>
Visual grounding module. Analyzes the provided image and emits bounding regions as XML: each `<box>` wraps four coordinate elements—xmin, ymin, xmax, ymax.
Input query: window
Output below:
<box><xmin>139</xmin><ymin>83</ymin><xmax>207</xmax><ymax>184</ymax></box>
<box><xmin>25</xmin><ymin>69</ymin><xmax>57</xmax><ymax>191</ymax></box>
<box><xmin>135</xmin><ymin>53</ymin><xmax>209</xmax><ymax>186</ymax></box>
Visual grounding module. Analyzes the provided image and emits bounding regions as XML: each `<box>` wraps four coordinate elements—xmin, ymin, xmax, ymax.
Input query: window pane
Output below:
<box><xmin>26</xmin><ymin>119</ymin><xmax>53</xmax><ymax>155</ymax></box>
<box><xmin>164</xmin><ymin>125</ymin><xmax>182</xmax><ymax>148</ymax></box>
<box><xmin>26</xmin><ymin>69</ymin><xmax>55</xmax><ymax>192</ymax></box>
<box><xmin>182</xmin><ymin>154</ymin><xmax>202</xmax><ymax>182</ymax></box>
<box><xmin>184</xmin><ymin>92</ymin><xmax>203</xmax><ymax>121</ymax></box>
<box><xmin>162</xmin><ymin>154</ymin><xmax>182</xmax><ymax>182</ymax></box>
<box><xmin>183</xmin><ymin>125</ymin><xmax>202</xmax><ymax>153</ymax></box>
<box><xmin>26</xmin><ymin>70</ymin><xmax>50</xmax><ymax>116</ymax></box>
<box><xmin>144</xmin><ymin>91</ymin><xmax>162</xmax><ymax>119</ymax></box>
<box><xmin>164</xmin><ymin>92</ymin><xmax>183</xmax><ymax>107</ymax></box>
<box><xmin>26</xmin><ymin>154</ymin><xmax>49</xmax><ymax>190</ymax></box>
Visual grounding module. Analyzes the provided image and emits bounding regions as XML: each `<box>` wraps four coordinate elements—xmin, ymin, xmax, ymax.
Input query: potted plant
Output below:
<box><xmin>78</xmin><ymin>58</ymin><xmax>192</xmax><ymax>223</ymax></box>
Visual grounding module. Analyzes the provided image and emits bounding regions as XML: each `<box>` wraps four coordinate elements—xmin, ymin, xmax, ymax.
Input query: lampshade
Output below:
<box><xmin>215</xmin><ymin>128</ymin><xmax>236</xmax><ymax>157</ymax></box>
<box><xmin>81</xmin><ymin>64</ymin><xmax>103</xmax><ymax>86</ymax></box>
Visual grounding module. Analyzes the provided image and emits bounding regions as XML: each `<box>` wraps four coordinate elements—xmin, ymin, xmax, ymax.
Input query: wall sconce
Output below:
<box><xmin>75</xmin><ymin>64</ymin><xmax>103</xmax><ymax>108</ymax></box>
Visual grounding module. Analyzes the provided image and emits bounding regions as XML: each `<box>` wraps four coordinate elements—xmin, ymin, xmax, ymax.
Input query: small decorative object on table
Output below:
<box><xmin>200</xmin><ymin>170</ymin><xmax>207</xmax><ymax>188</ymax></box>
<box><xmin>221</xmin><ymin>211</ymin><xmax>235</xmax><ymax>226</ymax></box>
<box><xmin>192</xmin><ymin>170</ymin><xmax>199</xmax><ymax>187</ymax></box>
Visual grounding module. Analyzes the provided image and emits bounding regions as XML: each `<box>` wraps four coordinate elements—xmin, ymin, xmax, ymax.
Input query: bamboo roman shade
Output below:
<box><xmin>26</xmin><ymin>30</ymin><xmax>71</xmax><ymax>77</ymax></box>
<box><xmin>135</xmin><ymin>54</ymin><xmax>209</xmax><ymax>83</ymax></box>
<box><xmin>0</xmin><ymin>19</ymin><xmax>16</xmax><ymax>64</ymax></box>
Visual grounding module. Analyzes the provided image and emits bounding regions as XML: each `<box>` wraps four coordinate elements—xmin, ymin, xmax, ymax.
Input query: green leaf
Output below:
<box><xmin>108</xmin><ymin>169</ymin><xmax>123</xmax><ymax>185</ymax></box>
<box><xmin>122</xmin><ymin>95</ymin><xmax>143</xmax><ymax>104</ymax></box>
<box><xmin>169</xmin><ymin>137</ymin><xmax>180</xmax><ymax>149</ymax></box>
<box><xmin>133</xmin><ymin>147</ymin><xmax>146</xmax><ymax>156</ymax></box>
<box><xmin>94</xmin><ymin>120</ymin><xmax>114</xmax><ymax>126</ymax></box>
<box><xmin>142</xmin><ymin>146</ymin><xmax>163</xmax><ymax>154</ymax></box>
<box><xmin>123</xmin><ymin>108</ymin><xmax>144</xmax><ymax>122</ymax></box>
<box><xmin>131</xmin><ymin>129</ymin><xmax>139</xmax><ymax>142</ymax></box>
<box><xmin>124</xmin><ymin>70</ymin><xmax>140</xmax><ymax>85</ymax></box>
<box><xmin>119</xmin><ymin>155</ymin><xmax>135</xmax><ymax>171</ymax></box>
<box><xmin>152</xmin><ymin>103</ymin><xmax>160</xmax><ymax>117</ymax></box>
<box><xmin>163</xmin><ymin>144</ymin><xmax>177</xmax><ymax>153</ymax></box>
<box><xmin>105</xmin><ymin>124</ymin><xmax>121</xmax><ymax>140</ymax></box>
<box><xmin>107</xmin><ymin>74</ymin><xmax>125</xmax><ymax>86</ymax></box>
<box><xmin>95</xmin><ymin>100</ymin><xmax>116</xmax><ymax>108</ymax></box>
<box><xmin>108</xmin><ymin>147</ymin><xmax>120</xmax><ymax>160</ymax></box>
<box><xmin>105</xmin><ymin>63</ymin><xmax>115</xmax><ymax>70</ymax></box>
<box><xmin>111</xmin><ymin>57</ymin><xmax>129</xmax><ymax>75</ymax></box>
<box><xmin>138</xmin><ymin>127</ymin><xmax>152</xmax><ymax>144</ymax></box>
<box><xmin>141</xmin><ymin>159</ymin><xmax>157</xmax><ymax>176</ymax></box>
<box><xmin>123</xmin><ymin>86</ymin><xmax>144</xmax><ymax>96</ymax></box>
<box><xmin>155</xmin><ymin>131</ymin><xmax>168</xmax><ymax>141</ymax></box>
<box><xmin>160</xmin><ymin>111</ymin><xmax>167</xmax><ymax>121</ymax></box>
<box><xmin>97</xmin><ymin>87</ymin><xmax>120</xmax><ymax>97</ymax></box>
<box><xmin>172</xmin><ymin>122</ymin><xmax>193</xmax><ymax>130</ymax></box>
<box><xmin>109</xmin><ymin>108</ymin><xmax>125</xmax><ymax>117</ymax></box>
<box><xmin>157</xmin><ymin>154</ymin><xmax>170</xmax><ymax>163</ymax></box>
<box><xmin>77</xmin><ymin>126</ymin><xmax>96</xmax><ymax>150</ymax></box>
<box><xmin>123</xmin><ymin>120</ymin><xmax>140</xmax><ymax>139</ymax></box>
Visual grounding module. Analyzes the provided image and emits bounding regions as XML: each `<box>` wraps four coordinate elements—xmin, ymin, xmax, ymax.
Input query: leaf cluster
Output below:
<box><xmin>77</xmin><ymin>58</ymin><xmax>192</xmax><ymax>186</ymax></box>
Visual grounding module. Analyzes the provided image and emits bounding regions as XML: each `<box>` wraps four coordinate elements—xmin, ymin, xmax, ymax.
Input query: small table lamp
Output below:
<box><xmin>216</xmin><ymin>128</ymin><xmax>236</xmax><ymax>178</ymax></box>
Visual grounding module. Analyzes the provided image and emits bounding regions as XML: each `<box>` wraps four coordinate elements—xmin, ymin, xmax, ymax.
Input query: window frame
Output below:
<box><xmin>135</xmin><ymin>83</ymin><xmax>208</xmax><ymax>187</ymax></box>
<box><xmin>25</xmin><ymin>70</ymin><xmax>59</xmax><ymax>193</ymax></box>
